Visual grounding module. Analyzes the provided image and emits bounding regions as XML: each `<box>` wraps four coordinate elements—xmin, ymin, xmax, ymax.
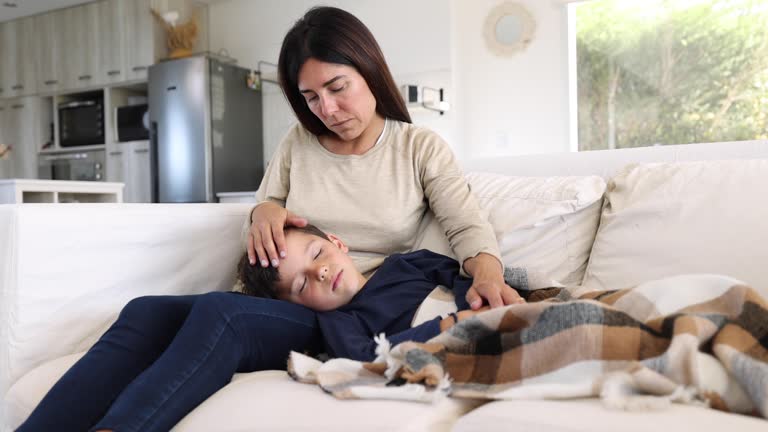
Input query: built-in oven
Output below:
<box><xmin>58</xmin><ymin>96</ymin><xmax>105</xmax><ymax>147</ymax></box>
<box><xmin>38</xmin><ymin>150</ymin><xmax>106</xmax><ymax>182</ymax></box>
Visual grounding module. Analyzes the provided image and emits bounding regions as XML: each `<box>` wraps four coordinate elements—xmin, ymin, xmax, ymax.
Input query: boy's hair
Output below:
<box><xmin>237</xmin><ymin>224</ymin><xmax>330</xmax><ymax>298</ymax></box>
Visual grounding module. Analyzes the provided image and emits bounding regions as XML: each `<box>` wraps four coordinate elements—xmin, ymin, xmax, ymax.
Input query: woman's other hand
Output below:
<box><xmin>439</xmin><ymin>306</ymin><xmax>491</xmax><ymax>331</ymax></box>
<box><xmin>463</xmin><ymin>253</ymin><xmax>525</xmax><ymax>310</ymax></box>
<box><xmin>247</xmin><ymin>202</ymin><xmax>308</xmax><ymax>267</ymax></box>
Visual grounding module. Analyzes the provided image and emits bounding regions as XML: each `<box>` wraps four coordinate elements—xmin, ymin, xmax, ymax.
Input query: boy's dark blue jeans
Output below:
<box><xmin>16</xmin><ymin>291</ymin><xmax>320</xmax><ymax>432</ymax></box>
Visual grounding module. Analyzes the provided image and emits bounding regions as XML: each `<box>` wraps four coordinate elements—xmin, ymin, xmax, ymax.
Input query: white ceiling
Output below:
<box><xmin>0</xmin><ymin>0</ymin><xmax>224</xmax><ymax>22</ymax></box>
<box><xmin>0</xmin><ymin>0</ymin><xmax>94</xmax><ymax>22</ymax></box>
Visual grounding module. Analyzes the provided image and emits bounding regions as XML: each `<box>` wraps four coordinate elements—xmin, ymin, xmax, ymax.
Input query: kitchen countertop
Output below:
<box><xmin>0</xmin><ymin>179</ymin><xmax>125</xmax><ymax>203</ymax></box>
<box><xmin>216</xmin><ymin>191</ymin><xmax>257</xmax><ymax>203</ymax></box>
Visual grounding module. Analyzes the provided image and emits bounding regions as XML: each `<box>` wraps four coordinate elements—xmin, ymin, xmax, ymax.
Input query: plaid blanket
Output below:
<box><xmin>288</xmin><ymin>274</ymin><xmax>768</xmax><ymax>418</ymax></box>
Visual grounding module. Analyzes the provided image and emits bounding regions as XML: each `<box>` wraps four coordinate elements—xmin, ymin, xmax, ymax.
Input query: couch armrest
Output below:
<box><xmin>0</xmin><ymin>203</ymin><xmax>252</xmax><ymax>404</ymax></box>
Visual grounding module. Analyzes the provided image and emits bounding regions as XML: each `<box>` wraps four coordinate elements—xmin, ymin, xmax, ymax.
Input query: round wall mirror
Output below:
<box><xmin>495</xmin><ymin>14</ymin><xmax>523</xmax><ymax>45</ymax></box>
<box><xmin>484</xmin><ymin>2</ymin><xmax>536</xmax><ymax>57</ymax></box>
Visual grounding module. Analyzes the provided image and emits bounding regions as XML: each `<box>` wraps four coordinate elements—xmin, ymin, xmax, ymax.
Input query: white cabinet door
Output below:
<box><xmin>1</xmin><ymin>18</ymin><xmax>38</xmax><ymax>97</ymax></box>
<box><xmin>106</xmin><ymin>146</ymin><xmax>127</xmax><ymax>183</ymax></box>
<box><xmin>16</xmin><ymin>17</ymin><xmax>37</xmax><ymax>95</ymax></box>
<box><xmin>0</xmin><ymin>22</ymin><xmax>6</xmax><ymax>99</ymax></box>
<box><xmin>94</xmin><ymin>0</ymin><xmax>125</xmax><ymax>85</ymax></box>
<box><xmin>122</xmin><ymin>0</ymin><xmax>156</xmax><ymax>82</ymax></box>
<box><xmin>4</xmin><ymin>101</ymin><xmax>22</xmax><ymax>179</ymax></box>
<box><xmin>15</xmin><ymin>18</ymin><xmax>38</xmax><ymax>97</ymax></box>
<box><xmin>4</xmin><ymin>98</ymin><xmax>40</xmax><ymax>179</ymax></box>
<box><xmin>60</xmin><ymin>5</ymin><xmax>98</xmax><ymax>90</ymax></box>
<box><xmin>35</xmin><ymin>12</ymin><xmax>66</xmax><ymax>93</ymax></box>
<box><xmin>106</xmin><ymin>140</ymin><xmax>151</xmax><ymax>202</ymax></box>
<box><xmin>0</xmin><ymin>21</ymin><xmax>17</xmax><ymax>98</ymax></box>
<box><xmin>58</xmin><ymin>8</ymin><xmax>81</xmax><ymax>90</ymax></box>
<box><xmin>128</xmin><ymin>140</ymin><xmax>152</xmax><ymax>202</ymax></box>
<box><xmin>0</xmin><ymin>101</ymin><xmax>13</xmax><ymax>179</ymax></box>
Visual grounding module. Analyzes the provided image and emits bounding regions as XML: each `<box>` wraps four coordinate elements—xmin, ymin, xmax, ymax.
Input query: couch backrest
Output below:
<box><xmin>460</xmin><ymin>140</ymin><xmax>768</xmax><ymax>298</ymax></box>
<box><xmin>461</xmin><ymin>139</ymin><xmax>768</xmax><ymax>178</ymax></box>
<box><xmin>0</xmin><ymin>203</ymin><xmax>252</xmax><ymax>410</ymax></box>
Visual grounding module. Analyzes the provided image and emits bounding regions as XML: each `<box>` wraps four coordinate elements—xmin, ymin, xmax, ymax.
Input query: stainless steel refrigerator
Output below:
<box><xmin>148</xmin><ymin>55</ymin><xmax>263</xmax><ymax>203</ymax></box>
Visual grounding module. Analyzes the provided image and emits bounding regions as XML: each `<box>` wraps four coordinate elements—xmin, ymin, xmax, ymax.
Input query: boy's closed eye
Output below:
<box><xmin>298</xmin><ymin>247</ymin><xmax>324</xmax><ymax>294</ymax></box>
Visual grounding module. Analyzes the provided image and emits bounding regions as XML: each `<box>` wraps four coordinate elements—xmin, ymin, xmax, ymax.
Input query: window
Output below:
<box><xmin>573</xmin><ymin>0</ymin><xmax>768</xmax><ymax>151</ymax></box>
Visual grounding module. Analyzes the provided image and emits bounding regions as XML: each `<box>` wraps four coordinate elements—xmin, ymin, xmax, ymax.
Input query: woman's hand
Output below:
<box><xmin>246</xmin><ymin>202</ymin><xmax>308</xmax><ymax>267</ymax></box>
<box><xmin>463</xmin><ymin>253</ymin><xmax>525</xmax><ymax>310</ymax></box>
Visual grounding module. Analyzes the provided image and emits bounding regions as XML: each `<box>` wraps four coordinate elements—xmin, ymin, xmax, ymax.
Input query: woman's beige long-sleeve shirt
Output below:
<box><xmin>252</xmin><ymin>120</ymin><xmax>501</xmax><ymax>275</ymax></box>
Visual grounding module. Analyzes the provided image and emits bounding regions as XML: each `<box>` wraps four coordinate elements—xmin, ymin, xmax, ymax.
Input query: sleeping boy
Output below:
<box><xmin>237</xmin><ymin>224</ymin><xmax>526</xmax><ymax>361</ymax></box>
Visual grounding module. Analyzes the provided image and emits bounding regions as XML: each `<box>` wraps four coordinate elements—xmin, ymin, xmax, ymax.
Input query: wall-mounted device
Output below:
<box><xmin>421</xmin><ymin>86</ymin><xmax>450</xmax><ymax>115</ymax></box>
<box><xmin>402</xmin><ymin>84</ymin><xmax>420</xmax><ymax>104</ymax></box>
<box><xmin>401</xmin><ymin>84</ymin><xmax>450</xmax><ymax>115</ymax></box>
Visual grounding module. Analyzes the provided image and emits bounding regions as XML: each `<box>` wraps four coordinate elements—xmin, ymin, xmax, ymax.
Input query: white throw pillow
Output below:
<box><xmin>583</xmin><ymin>160</ymin><xmax>768</xmax><ymax>298</ymax></box>
<box><xmin>413</xmin><ymin>173</ymin><xmax>607</xmax><ymax>285</ymax></box>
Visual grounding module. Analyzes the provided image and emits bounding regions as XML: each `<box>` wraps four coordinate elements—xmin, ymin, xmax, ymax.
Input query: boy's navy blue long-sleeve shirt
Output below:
<box><xmin>316</xmin><ymin>249</ymin><xmax>473</xmax><ymax>362</ymax></box>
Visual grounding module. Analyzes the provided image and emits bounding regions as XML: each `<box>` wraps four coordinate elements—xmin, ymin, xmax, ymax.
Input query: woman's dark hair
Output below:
<box><xmin>278</xmin><ymin>6</ymin><xmax>411</xmax><ymax>136</ymax></box>
<box><xmin>237</xmin><ymin>224</ymin><xmax>331</xmax><ymax>298</ymax></box>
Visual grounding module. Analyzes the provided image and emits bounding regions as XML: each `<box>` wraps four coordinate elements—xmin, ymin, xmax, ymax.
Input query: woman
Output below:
<box><xmin>247</xmin><ymin>6</ymin><xmax>520</xmax><ymax>310</ymax></box>
<box><xmin>18</xmin><ymin>6</ymin><xmax>519</xmax><ymax>432</ymax></box>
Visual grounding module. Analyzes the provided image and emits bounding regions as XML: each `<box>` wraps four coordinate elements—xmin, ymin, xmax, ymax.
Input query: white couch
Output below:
<box><xmin>3</xmin><ymin>140</ymin><xmax>768</xmax><ymax>431</ymax></box>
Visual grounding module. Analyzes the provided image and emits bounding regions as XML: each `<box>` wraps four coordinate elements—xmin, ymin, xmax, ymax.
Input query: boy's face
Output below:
<box><xmin>275</xmin><ymin>230</ymin><xmax>367</xmax><ymax>311</ymax></box>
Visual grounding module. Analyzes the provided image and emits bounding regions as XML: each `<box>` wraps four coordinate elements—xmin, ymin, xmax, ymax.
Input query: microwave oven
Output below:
<box><xmin>38</xmin><ymin>150</ymin><xmax>106</xmax><ymax>182</ymax></box>
<box><xmin>116</xmin><ymin>104</ymin><xmax>150</xmax><ymax>142</ymax></box>
<box><xmin>59</xmin><ymin>98</ymin><xmax>105</xmax><ymax>147</ymax></box>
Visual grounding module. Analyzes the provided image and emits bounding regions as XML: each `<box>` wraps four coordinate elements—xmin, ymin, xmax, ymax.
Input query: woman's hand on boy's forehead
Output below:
<box><xmin>246</xmin><ymin>202</ymin><xmax>308</xmax><ymax>268</ymax></box>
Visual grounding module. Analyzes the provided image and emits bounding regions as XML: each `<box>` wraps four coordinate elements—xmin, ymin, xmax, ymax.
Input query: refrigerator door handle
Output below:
<box><xmin>150</xmin><ymin>121</ymin><xmax>159</xmax><ymax>203</ymax></box>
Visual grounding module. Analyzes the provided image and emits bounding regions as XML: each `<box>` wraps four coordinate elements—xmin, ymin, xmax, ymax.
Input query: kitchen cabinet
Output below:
<box><xmin>107</xmin><ymin>140</ymin><xmax>151</xmax><ymax>202</ymax></box>
<box><xmin>59</xmin><ymin>5</ymin><xmax>98</xmax><ymax>90</ymax></box>
<box><xmin>128</xmin><ymin>140</ymin><xmax>152</xmax><ymax>203</ymax></box>
<box><xmin>122</xmin><ymin>0</ymin><xmax>157</xmax><ymax>82</ymax></box>
<box><xmin>95</xmin><ymin>0</ymin><xmax>125</xmax><ymax>86</ymax></box>
<box><xmin>7</xmin><ymin>0</ymin><xmax>208</xmax><ymax>95</ymax></box>
<box><xmin>35</xmin><ymin>12</ymin><xmax>66</xmax><ymax>94</ymax></box>
<box><xmin>0</xmin><ymin>22</ymin><xmax>4</xmax><ymax>98</ymax></box>
<box><xmin>38</xmin><ymin>0</ymin><xmax>123</xmax><ymax>92</ymax></box>
<box><xmin>0</xmin><ymin>100</ymin><xmax>13</xmax><ymax>179</ymax></box>
<box><xmin>0</xmin><ymin>17</ymin><xmax>38</xmax><ymax>98</ymax></box>
<box><xmin>1</xmin><ymin>98</ymin><xmax>41</xmax><ymax>179</ymax></box>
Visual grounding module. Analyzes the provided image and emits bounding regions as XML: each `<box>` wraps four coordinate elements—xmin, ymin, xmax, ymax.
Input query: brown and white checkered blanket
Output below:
<box><xmin>288</xmin><ymin>274</ymin><xmax>768</xmax><ymax>418</ymax></box>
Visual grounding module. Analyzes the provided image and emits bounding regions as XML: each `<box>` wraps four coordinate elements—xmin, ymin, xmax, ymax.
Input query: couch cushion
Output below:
<box><xmin>583</xmin><ymin>160</ymin><xmax>768</xmax><ymax>298</ymax></box>
<box><xmin>414</xmin><ymin>173</ymin><xmax>606</xmax><ymax>285</ymax></box>
<box><xmin>452</xmin><ymin>398</ymin><xmax>768</xmax><ymax>432</ymax></box>
<box><xmin>4</xmin><ymin>352</ymin><xmax>483</xmax><ymax>432</ymax></box>
<box><xmin>3</xmin><ymin>352</ymin><xmax>86</xmax><ymax>429</ymax></box>
<box><xmin>175</xmin><ymin>371</ymin><xmax>482</xmax><ymax>432</ymax></box>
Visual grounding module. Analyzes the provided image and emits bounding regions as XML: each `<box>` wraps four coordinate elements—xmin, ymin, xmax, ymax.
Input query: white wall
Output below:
<box><xmin>452</xmin><ymin>0</ymin><xmax>570</xmax><ymax>160</ymax></box>
<box><xmin>208</xmin><ymin>0</ymin><xmax>571</xmax><ymax>162</ymax></box>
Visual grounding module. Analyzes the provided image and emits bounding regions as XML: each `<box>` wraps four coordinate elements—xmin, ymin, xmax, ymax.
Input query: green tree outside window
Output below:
<box><xmin>577</xmin><ymin>0</ymin><xmax>768</xmax><ymax>150</ymax></box>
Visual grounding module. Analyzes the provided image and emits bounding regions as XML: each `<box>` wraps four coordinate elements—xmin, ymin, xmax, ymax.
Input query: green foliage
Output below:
<box><xmin>577</xmin><ymin>0</ymin><xmax>768</xmax><ymax>150</ymax></box>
